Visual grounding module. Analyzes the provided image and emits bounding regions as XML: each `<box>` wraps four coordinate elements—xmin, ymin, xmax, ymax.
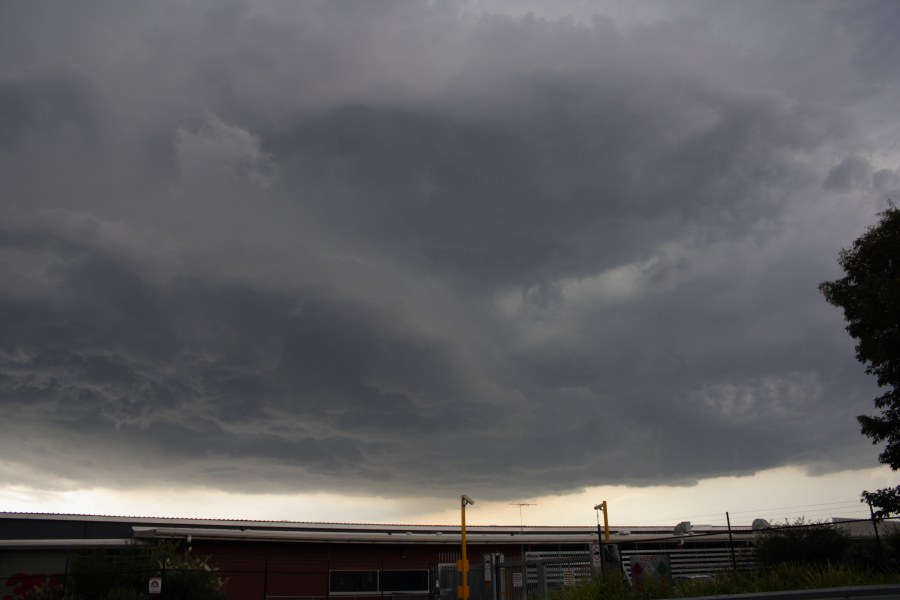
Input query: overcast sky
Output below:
<box><xmin>1</xmin><ymin>0</ymin><xmax>899</xmax><ymax>526</ymax></box>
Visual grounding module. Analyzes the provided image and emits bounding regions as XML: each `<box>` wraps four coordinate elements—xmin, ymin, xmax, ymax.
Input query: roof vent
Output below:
<box><xmin>752</xmin><ymin>519</ymin><xmax>770</xmax><ymax>531</ymax></box>
<box><xmin>674</xmin><ymin>521</ymin><xmax>692</xmax><ymax>535</ymax></box>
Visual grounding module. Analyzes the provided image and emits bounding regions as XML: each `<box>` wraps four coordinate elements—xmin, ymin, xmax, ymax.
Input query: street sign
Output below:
<box><xmin>591</xmin><ymin>544</ymin><xmax>602</xmax><ymax>567</ymax></box>
<box><xmin>630</xmin><ymin>554</ymin><xmax>672</xmax><ymax>588</ymax></box>
<box><xmin>148</xmin><ymin>577</ymin><xmax>162</xmax><ymax>594</ymax></box>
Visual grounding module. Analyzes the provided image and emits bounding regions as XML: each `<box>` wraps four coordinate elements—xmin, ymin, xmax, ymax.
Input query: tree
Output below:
<box><xmin>68</xmin><ymin>541</ymin><xmax>227</xmax><ymax>600</ymax></box>
<box><xmin>819</xmin><ymin>205</ymin><xmax>900</xmax><ymax>517</ymax></box>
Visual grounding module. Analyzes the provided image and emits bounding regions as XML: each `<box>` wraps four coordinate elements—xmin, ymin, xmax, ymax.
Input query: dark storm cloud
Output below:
<box><xmin>0</xmin><ymin>69</ymin><xmax>100</xmax><ymax>148</ymax></box>
<box><xmin>0</xmin><ymin>0</ymin><xmax>898</xmax><ymax>500</ymax></box>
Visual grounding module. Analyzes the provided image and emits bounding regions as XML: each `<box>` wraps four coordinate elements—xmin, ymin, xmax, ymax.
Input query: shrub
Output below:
<box><xmin>62</xmin><ymin>541</ymin><xmax>227</xmax><ymax>600</ymax></box>
<box><xmin>753</xmin><ymin>519</ymin><xmax>849</xmax><ymax>568</ymax></box>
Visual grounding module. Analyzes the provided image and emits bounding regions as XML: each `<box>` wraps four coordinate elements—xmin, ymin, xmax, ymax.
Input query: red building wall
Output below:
<box><xmin>190</xmin><ymin>539</ymin><xmax>532</xmax><ymax>600</ymax></box>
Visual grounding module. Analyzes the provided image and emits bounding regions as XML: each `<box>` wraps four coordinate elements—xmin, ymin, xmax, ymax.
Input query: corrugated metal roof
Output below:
<box><xmin>5</xmin><ymin>512</ymin><xmax>895</xmax><ymax>545</ymax></box>
<box><xmin>0</xmin><ymin>512</ymin><xmax>743</xmax><ymax>540</ymax></box>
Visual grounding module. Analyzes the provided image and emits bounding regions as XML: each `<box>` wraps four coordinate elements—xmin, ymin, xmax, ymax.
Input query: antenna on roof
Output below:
<box><xmin>510</xmin><ymin>503</ymin><xmax>537</xmax><ymax>532</ymax></box>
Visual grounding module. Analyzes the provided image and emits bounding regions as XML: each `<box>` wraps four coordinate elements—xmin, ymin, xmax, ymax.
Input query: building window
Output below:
<box><xmin>380</xmin><ymin>570</ymin><xmax>429</xmax><ymax>593</ymax></box>
<box><xmin>328</xmin><ymin>570</ymin><xmax>429</xmax><ymax>595</ymax></box>
<box><xmin>330</xmin><ymin>571</ymin><xmax>379</xmax><ymax>594</ymax></box>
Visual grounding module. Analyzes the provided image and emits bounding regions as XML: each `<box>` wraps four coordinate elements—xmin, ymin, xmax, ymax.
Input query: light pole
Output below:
<box><xmin>459</xmin><ymin>495</ymin><xmax>475</xmax><ymax>600</ymax></box>
<box><xmin>594</xmin><ymin>501</ymin><xmax>610</xmax><ymax>542</ymax></box>
<box><xmin>593</xmin><ymin>502</ymin><xmax>609</xmax><ymax>572</ymax></box>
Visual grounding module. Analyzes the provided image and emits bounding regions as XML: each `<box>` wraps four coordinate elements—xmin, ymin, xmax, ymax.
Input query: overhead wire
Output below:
<box><xmin>623</xmin><ymin>498</ymin><xmax>869</xmax><ymax>528</ymax></box>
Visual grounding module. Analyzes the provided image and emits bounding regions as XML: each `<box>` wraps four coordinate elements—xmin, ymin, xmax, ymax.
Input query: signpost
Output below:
<box><xmin>512</xmin><ymin>572</ymin><xmax>523</xmax><ymax>588</ymax></box>
<box><xmin>591</xmin><ymin>544</ymin><xmax>602</xmax><ymax>569</ymax></box>
<box><xmin>148</xmin><ymin>577</ymin><xmax>162</xmax><ymax>595</ymax></box>
<box><xmin>629</xmin><ymin>554</ymin><xmax>672</xmax><ymax>589</ymax></box>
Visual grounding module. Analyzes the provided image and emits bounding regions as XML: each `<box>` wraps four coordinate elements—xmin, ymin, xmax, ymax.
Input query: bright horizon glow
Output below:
<box><xmin>2</xmin><ymin>465</ymin><xmax>895</xmax><ymax>528</ymax></box>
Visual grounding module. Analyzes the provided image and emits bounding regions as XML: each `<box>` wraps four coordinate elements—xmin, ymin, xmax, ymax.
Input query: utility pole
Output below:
<box><xmin>726</xmin><ymin>512</ymin><xmax>737</xmax><ymax>574</ymax></box>
<box><xmin>868</xmin><ymin>501</ymin><xmax>885</xmax><ymax>570</ymax></box>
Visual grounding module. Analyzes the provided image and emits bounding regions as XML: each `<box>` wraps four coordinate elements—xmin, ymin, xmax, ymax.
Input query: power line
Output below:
<box><xmin>727</xmin><ymin>499</ymin><xmax>862</xmax><ymax>516</ymax></box>
<box><xmin>624</xmin><ymin>498</ymin><xmax>867</xmax><ymax>527</ymax></box>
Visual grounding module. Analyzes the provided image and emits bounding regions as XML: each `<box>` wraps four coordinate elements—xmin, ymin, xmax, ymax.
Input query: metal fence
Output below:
<box><xmin>620</xmin><ymin>546</ymin><xmax>757</xmax><ymax>583</ymax></box>
<box><xmin>494</xmin><ymin>554</ymin><xmax>594</xmax><ymax>600</ymax></box>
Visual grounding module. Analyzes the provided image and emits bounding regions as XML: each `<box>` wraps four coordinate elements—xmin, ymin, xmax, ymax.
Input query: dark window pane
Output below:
<box><xmin>330</xmin><ymin>571</ymin><xmax>379</xmax><ymax>593</ymax></box>
<box><xmin>381</xmin><ymin>570</ymin><xmax>429</xmax><ymax>592</ymax></box>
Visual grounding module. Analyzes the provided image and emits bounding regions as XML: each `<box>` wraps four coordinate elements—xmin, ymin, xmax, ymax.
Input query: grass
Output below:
<box><xmin>546</xmin><ymin>566</ymin><xmax>900</xmax><ymax>600</ymax></box>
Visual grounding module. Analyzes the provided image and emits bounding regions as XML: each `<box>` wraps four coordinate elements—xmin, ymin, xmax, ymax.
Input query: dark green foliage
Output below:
<box><xmin>103</xmin><ymin>591</ymin><xmax>145</xmax><ymax>600</ymax></box>
<box><xmin>65</xmin><ymin>547</ymin><xmax>149</xmax><ymax>599</ymax></box>
<box><xmin>862</xmin><ymin>488</ymin><xmax>900</xmax><ymax>518</ymax></box>
<box><xmin>819</xmin><ymin>206</ymin><xmax>900</xmax><ymax>517</ymax></box>
<box><xmin>545</xmin><ymin>565</ymin><xmax>900</xmax><ymax>600</ymax></box>
<box><xmin>15</xmin><ymin>541</ymin><xmax>227</xmax><ymax>600</ymax></box>
<box><xmin>872</xmin><ymin>527</ymin><xmax>900</xmax><ymax>571</ymax></box>
<box><xmin>753</xmin><ymin>520</ymin><xmax>850</xmax><ymax>568</ymax></box>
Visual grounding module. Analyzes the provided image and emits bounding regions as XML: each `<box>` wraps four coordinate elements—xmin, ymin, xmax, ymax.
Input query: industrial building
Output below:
<box><xmin>0</xmin><ymin>512</ymin><xmax>805</xmax><ymax>600</ymax></box>
<box><xmin>1</xmin><ymin>512</ymin><xmax>760</xmax><ymax>599</ymax></box>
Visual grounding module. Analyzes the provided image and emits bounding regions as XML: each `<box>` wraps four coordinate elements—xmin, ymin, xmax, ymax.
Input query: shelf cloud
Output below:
<box><xmin>1</xmin><ymin>0</ymin><xmax>899</xmax><ymax>504</ymax></box>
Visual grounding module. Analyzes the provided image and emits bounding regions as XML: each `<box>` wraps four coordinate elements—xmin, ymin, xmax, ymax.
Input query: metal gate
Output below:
<box><xmin>433</xmin><ymin>562</ymin><xmax>486</xmax><ymax>600</ymax></box>
<box><xmin>493</xmin><ymin>553</ymin><xmax>592</xmax><ymax>600</ymax></box>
